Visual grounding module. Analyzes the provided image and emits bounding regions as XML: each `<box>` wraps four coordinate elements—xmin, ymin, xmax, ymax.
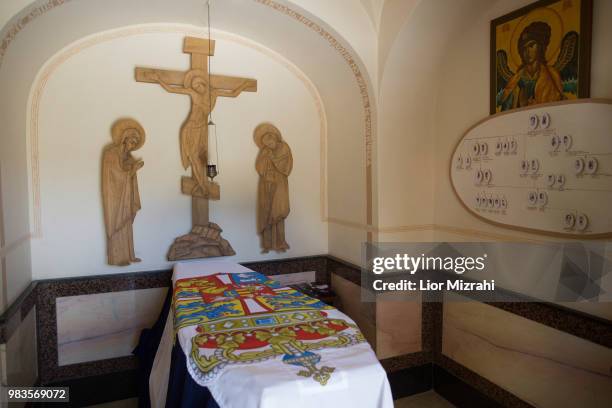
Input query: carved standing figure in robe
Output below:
<box><xmin>254</xmin><ymin>123</ymin><xmax>293</xmax><ymax>253</ymax></box>
<box><xmin>102</xmin><ymin>119</ymin><xmax>145</xmax><ymax>266</ymax></box>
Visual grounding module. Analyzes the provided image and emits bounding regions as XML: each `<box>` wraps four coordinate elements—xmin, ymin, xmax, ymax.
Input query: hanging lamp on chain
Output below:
<box><xmin>206</xmin><ymin>0</ymin><xmax>220</xmax><ymax>180</ymax></box>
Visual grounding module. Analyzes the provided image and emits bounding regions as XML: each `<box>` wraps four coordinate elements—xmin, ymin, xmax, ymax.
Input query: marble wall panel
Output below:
<box><xmin>376</xmin><ymin>292</ymin><xmax>422</xmax><ymax>359</ymax></box>
<box><xmin>0</xmin><ymin>306</ymin><xmax>37</xmax><ymax>391</ymax></box>
<box><xmin>443</xmin><ymin>301</ymin><xmax>612</xmax><ymax>408</ymax></box>
<box><xmin>273</xmin><ymin>271</ymin><xmax>316</xmax><ymax>286</ymax></box>
<box><xmin>57</xmin><ymin>287</ymin><xmax>167</xmax><ymax>366</ymax></box>
<box><xmin>331</xmin><ymin>274</ymin><xmax>377</xmax><ymax>349</ymax></box>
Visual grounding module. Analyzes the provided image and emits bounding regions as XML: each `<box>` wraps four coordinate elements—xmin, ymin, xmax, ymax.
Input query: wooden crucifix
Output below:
<box><xmin>135</xmin><ymin>37</ymin><xmax>257</xmax><ymax>260</ymax></box>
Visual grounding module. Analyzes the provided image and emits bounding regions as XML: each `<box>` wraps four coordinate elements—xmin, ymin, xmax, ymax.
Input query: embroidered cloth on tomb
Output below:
<box><xmin>168</xmin><ymin>261</ymin><xmax>393</xmax><ymax>408</ymax></box>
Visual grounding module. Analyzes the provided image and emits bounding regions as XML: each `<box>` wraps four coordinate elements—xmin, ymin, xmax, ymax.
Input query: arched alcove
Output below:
<box><xmin>0</xmin><ymin>0</ymin><xmax>377</xmax><ymax>298</ymax></box>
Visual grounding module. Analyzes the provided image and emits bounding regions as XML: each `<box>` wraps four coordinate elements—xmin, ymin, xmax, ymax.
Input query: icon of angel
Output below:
<box><xmin>496</xmin><ymin>20</ymin><xmax>579</xmax><ymax>112</ymax></box>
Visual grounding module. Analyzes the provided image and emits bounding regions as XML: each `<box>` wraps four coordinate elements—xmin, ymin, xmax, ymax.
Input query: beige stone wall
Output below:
<box><xmin>443</xmin><ymin>301</ymin><xmax>612</xmax><ymax>407</ymax></box>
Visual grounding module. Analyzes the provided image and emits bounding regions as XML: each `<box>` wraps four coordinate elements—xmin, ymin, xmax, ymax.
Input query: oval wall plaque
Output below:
<box><xmin>450</xmin><ymin>99</ymin><xmax>612</xmax><ymax>238</ymax></box>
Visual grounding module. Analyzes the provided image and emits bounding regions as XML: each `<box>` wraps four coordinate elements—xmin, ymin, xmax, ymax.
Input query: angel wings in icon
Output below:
<box><xmin>496</xmin><ymin>22</ymin><xmax>579</xmax><ymax>112</ymax></box>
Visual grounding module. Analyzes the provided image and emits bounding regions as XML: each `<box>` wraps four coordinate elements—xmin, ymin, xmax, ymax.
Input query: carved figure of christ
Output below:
<box><xmin>135</xmin><ymin>37</ymin><xmax>257</xmax><ymax>226</ymax></box>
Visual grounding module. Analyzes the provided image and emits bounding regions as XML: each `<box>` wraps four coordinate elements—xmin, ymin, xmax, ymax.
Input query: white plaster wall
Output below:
<box><xmin>373</xmin><ymin>0</ymin><xmax>612</xmax><ymax>320</ymax></box>
<box><xmin>3</xmin><ymin>242</ymin><xmax>31</xmax><ymax>304</ymax></box>
<box><xmin>430</xmin><ymin>0</ymin><xmax>612</xmax><ymax>319</ymax></box>
<box><xmin>0</xmin><ymin>35</ymin><xmax>32</xmax><ymax>307</ymax></box>
<box><xmin>432</xmin><ymin>0</ymin><xmax>612</xmax><ymax>241</ymax></box>
<box><xmin>376</xmin><ymin>0</ymin><xmax>489</xmax><ymax>243</ymax></box>
<box><xmin>0</xmin><ymin>0</ymin><xmax>35</xmax><ymax>307</ymax></box>
<box><xmin>375</xmin><ymin>0</ymin><xmax>612</xmax><ymax>246</ymax></box>
<box><xmin>31</xmin><ymin>31</ymin><xmax>327</xmax><ymax>279</ymax></box>
<box><xmin>328</xmin><ymin>224</ymin><xmax>367</xmax><ymax>265</ymax></box>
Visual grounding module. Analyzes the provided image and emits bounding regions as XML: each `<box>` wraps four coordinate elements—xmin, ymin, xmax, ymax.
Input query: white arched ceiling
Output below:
<box><xmin>1</xmin><ymin>0</ymin><xmax>379</xmax><ymax>89</ymax></box>
<box><xmin>287</xmin><ymin>0</ymin><xmax>378</xmax><ymax>88</ymax></box>
<box><xmin>359</xmin><ymin>0</ymin><xmax>385</xmax><ymax>32</ymax></box>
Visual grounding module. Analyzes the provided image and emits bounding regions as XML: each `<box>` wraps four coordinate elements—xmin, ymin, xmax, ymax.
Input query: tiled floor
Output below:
<box><xmin>87</xmin><ymin>398</ymin><xmax>137</xmax><ymax>408</ymax></box>
<box><xmin>395</xmin><ymin>391</ymin><xmax>456</xmax><ymax>408</ymax></box>
<box><xmin>88</xmin><ymin>391</ymin><xmax>454</xmax><ymax>408</ymax></box>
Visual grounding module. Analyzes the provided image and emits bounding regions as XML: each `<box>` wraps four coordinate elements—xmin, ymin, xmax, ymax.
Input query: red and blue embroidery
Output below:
<box><xmin>173</xmin><ymin>272</ymin><xmax>365</xmax><ymax>385</ymax></box>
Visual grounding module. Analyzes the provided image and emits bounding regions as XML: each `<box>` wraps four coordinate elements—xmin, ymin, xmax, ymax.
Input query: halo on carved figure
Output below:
<box><xmin>254</xmin><ymin>123</ymin><xmax>282</xmax><ymax>148</ymax></box>
<box><xmin>111</xmin><ymin>118</ymin><xmax>145</xmax><ymax>149</ymax></box>
<box><xmin>183</xmin><ymin>69</ymin><xmax>208</xmax><ymax>89</ymax></box>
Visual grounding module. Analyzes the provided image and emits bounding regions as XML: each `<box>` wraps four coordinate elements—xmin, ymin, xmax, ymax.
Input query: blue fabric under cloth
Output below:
<box><xmin>134</xmin><ymin>289</ymin><xmax>220</xmax><ymax>408</ymax></box>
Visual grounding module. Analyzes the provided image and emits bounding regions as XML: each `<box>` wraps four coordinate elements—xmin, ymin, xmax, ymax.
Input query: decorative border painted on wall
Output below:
<box><xmin>0</xmin><ymin>0</ymin><xmax>74</xmax><ymax>66</ymax></box>
<box><xmin>252</xmin><ymin>0</ymin><xmax>375</xmax><ymax>236</ymax></box>
<box><xmin>253</xmin><ymin>0</ymin><xmax>374</xmax><ymax>166</ymax></box>
<box><xmin>26</xmin><ymin>24</ymin><xmax>329</xmax><ymax>239</ymax></box>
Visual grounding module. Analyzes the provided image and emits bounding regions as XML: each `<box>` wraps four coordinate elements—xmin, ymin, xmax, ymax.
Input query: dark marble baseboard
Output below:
<box><xmin>243</xmin><ymin>255</ymin><xmax>328</xmax><ymax>283</ymax></box>
<box><xmin>435</xmin><ymin>355</ymin><xmax>533</xmax><ymax>408</ymax></box>
<box><xmin>39</xmin><ymin>362</ymin><xmax>436</xmax><ymax>406</ymax></box>
<box><xmin>37</xmin><ymin>369</ymin><xmax>139</xmax><ymax>408</ymax></box>
<box><xmin>36</xmin><ymin>277</ymin><xmax>166</xmax><ymax>384</ymax></box>
<box><xmin>380</xmin><ymin>352</ymin><xmax>432</xmax><ymax>372</ymax></box>
<box><xmin>37</xmin><ymin>361</ymin><xmax>524</xmax><ymax>408</ymax></box>
<box><xmin>388</xmin><ymin>363</ymin><xmax>433</xmax><ymax>400</ymax></box>
<box><xmin>486</xmin><ymin>301</ymin><xmax>612</xmax><ymax>348</ymax></box>
<box><xmin>0</xmin><ymin>258</ymin><xmax>323</xmax><ymax>338</ymax></box>
<box><xmin>434</xmin><ymin>364</ymin><xmax>506</xmax><ymax>408</ymax></box>
<box><xmin>35</xmin><ymin>364</ymin><xmax>433</xmax><ymax>407</ymax></box>
<box><xmin>39</xmin><ymin>356</ymin><xmax>138</xmax><ymax>386</ymax></box>
<box><xmin>326</xmin><ymin>255</ymin><xmax>361</xmax><ymax>285</ymax></box>
<box><xmin>0</xmin><ymin>281</ymin><xmax>37</xmax><ymax>343</ymax></box>
<box><xmin>422</xmin><ymin>302</ymin><xmax>443</xmax><ymax>355</ymax></box>
<box><xmin>2</xmin><ymin>253</ymin><xmax>610</xmax><ymax>403</ymax></box>
<box><xmin>35</xmin><ymin>255</ymin><xmax>331</xmax><ymax>384</ymax></box>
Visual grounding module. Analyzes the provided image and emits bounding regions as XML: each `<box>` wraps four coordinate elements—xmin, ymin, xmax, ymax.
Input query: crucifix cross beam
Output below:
<box><xmin>135</xmin><ymin>39</ymin><xmax>257</xmax><ymax>97</ymax></box>
<box><xmin>136</xmin><ymin>69</ymin><xmax>257</xmax><ymax>95</ymax></box>
<box><xmin>135</xmin><ymin>37</ymin><xmax>257</xmax><ymax>228</ymax></box>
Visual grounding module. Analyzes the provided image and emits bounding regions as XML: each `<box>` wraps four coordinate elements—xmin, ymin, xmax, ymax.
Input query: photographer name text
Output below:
<box><xmin>372</xmin><ymin>279</ymin><xmax>495</xmax><ymax>292</ymax></box>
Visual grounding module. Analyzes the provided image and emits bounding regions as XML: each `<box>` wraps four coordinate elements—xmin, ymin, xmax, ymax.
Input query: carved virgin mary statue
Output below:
<box><xmin>102</xmin><ymin>118</ymin><xmax>145</xmax><ymax>266</ymax></box>
<box><xmin>254</xmin><ymin>123</ymin><xmax>293</xmax><ymax>253</ymax></box>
